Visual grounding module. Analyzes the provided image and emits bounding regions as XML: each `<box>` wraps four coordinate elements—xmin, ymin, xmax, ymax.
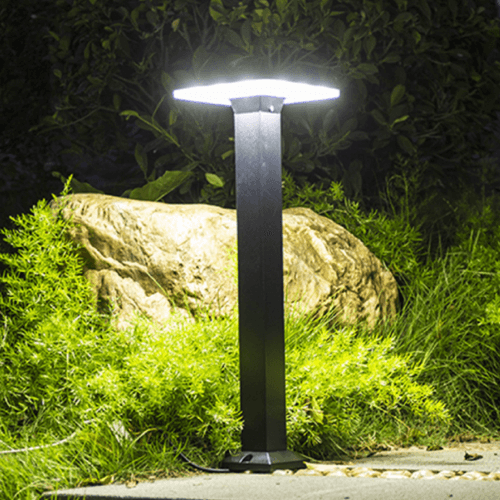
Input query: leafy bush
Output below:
<box><xmin>38</xmin><ymin>0</ymin><xmax>500</xmax><ymax>216</ymax></box>
<box><xmin>0</xmin><ymin>186</ymin><xmax>449</xmax><ymax>465</ymax></box>
<box><xmin>283</xmin><ymin>171</ymin><xmax>500</xmax><ymax>433</ymax></box>
<box><xmin>72</xmin><ymin>307</ymin><xmax>448</xmax><ymax>463</ymax></box>
<box><xmin>5</xmin><ymin>183</ymin><xmax>500</xmax><ymax>498</ymax></box>
<box><xmin>285</xmin><ymin>310</ymin><xmax>449</xmax><ymax>458</ymax></box>
<box><xmin>78</xmin><ymin>314</ymin><xmax>243</xmax><ymax>461</ymax></box>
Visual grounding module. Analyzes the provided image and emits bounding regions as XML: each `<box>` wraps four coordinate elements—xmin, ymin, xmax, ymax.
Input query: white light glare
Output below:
<box><xmin>173</xmin><ymin>79</ymin><xmax>340</xmax><ymax>106</ymax></box>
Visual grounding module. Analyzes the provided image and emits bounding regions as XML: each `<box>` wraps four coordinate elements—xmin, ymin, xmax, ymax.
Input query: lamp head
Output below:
<box><xmin>173</xmin><ymin>79</ymin><xmax>339</xmax><ymax>106</ymax></box>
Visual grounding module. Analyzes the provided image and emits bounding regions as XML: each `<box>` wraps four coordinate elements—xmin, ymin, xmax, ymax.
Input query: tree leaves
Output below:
<box><xmin>205</xmin><ymin>173</ymin><xmax>225</xmax><ymax>187</ymax></box>
<box><xmin>222</xmin><ymin>27</ymin><xmax>245</xmax><ymax>49</ymax></box>
<box><xmin>390</xmin><ymin>85</ymin><xmax>406</xmax><ymax>107</ymax></box>
<box><xmin>393</xmin><ymin>12</ymin><xmax>414</xmax><ymax>31</ymax></box>
<box><xmin>52</xmin><ymin>172</ymin><xmax>104</xmax><ymax>194</ymax></box>
<box><xmin>357</xmin><ymin>63</ymin><xmax>378</xmax><ymax>75</ymax></box>
<box><xmin>276</xmin><ymin>0</ymin><xmax>287</xmax><ymax>15</ymax></box>
<box><xmin>209</xmin><ymin>0</ymin><xmax>226</xmax><ymax>22</ymax></box>
<box><xmin>240</xmin><ymin>19</ymin><xmax>252</xmax><ymax>46</ymax></box>
<box><xmin>371</xmin><ymin>109</ymin><xmax>387</xmax><ymax>126</ymax></box>
<box><xmin>31</xmin><ymin>0</ymin><xmax>500</xmax><ymax>214</ymax></box>
<box><xmin>397</xmin><ymin>135</ymin><xmax>414</xmax><ymax>155</ymax></box>
<box><xmin>381</xmin><ymin>53</ymin><xmax>401</xmax><ymax>64</ymax></box>
<box><xmin>391</xmin><ymin>115</ymin><xmax>409</xmax><ymax>128</ymax></box>
<box><xmin>417</xmin><ymin>0</ymin><xmax>432</xmax><ymax>20</ymax></box>
<box><xmin>134</xmin><ymin>144</ymin><xmax>148</xmax><ymax>177</ymax></box>
<box><xmin>364</xmin><ymin>35</ymin><xmax>376</xmax><ymax>58</ymax></box>
<box><xmin>120</xmin><ymin>110</ymin><xmax>180</xmax><ymax>148</ymax></box>
<box><xmin>128</xmin><ymin>171</ymin><xmax>193</xmax><ymax>202</ymax></box>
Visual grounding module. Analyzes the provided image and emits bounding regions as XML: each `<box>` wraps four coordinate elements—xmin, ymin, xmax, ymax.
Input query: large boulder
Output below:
<box><xmin>51</xmin><ymin>194</ymin><xmax>398</xmax><ymax>329</ymax></box>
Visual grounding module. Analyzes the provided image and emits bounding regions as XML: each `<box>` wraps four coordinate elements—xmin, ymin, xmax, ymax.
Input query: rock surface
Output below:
<box><xmin>51</xmin><ymin>194</ymin><xmax>398</xmax><ymax>329</ymax></box>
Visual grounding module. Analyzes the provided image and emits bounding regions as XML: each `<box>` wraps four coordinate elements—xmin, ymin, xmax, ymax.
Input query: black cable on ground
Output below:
<box><xmin>168</xmin><ymin>439</ymin><xmax>231</xmax><ymax>473</ymax></box>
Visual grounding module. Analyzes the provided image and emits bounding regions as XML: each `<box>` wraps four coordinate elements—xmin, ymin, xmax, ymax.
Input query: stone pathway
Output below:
<box><xmin>269</xmin><ymin>440</ymin><xmax>500</xmax><ymax>481</ymax></box>
<box><xmin>271</xmin><ymin>463</ymin><xmax>500</xmax><ymax>481</ymax></box>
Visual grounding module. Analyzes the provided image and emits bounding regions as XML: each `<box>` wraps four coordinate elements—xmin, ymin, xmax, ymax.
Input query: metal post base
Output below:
<box><xmin>221</xmin><ymin>450</ymin><xmax>306</xmax><ymax>473</ymax></box>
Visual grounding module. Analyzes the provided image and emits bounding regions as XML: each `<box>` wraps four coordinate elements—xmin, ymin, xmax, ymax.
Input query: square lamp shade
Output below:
<box><xmin>173</xmin><ymin>78</ymin><xmax>339</xmax><ymax>105</ymax></box>
<box><xmin>173</xmin><ymin>79</ymin><xmax>339</xmax><ymax>472</ymax></box>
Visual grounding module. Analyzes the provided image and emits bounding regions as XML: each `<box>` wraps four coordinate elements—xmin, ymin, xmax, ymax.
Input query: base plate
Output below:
<box><xmin>221</xmin><ymin>450</ymin><xmax>306</xmax><ymax>473</ymax></box>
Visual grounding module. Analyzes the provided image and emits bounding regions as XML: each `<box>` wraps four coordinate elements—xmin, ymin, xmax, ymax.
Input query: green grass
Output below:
<box><xmin>0</xmin><ymin>180</ymin><xmax>499</xmax><ymax>499</ymax></box>
<box><xmin>389</xmin><ymin>229</ymin><xmax>500</xmax><ymax>434</ymax></box>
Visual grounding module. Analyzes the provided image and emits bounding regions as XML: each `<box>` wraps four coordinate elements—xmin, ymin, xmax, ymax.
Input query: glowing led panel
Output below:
<box><xmin>173</xmin><ymin>79</ymin><xmax>339</xmax><ymax>106</ymax></box>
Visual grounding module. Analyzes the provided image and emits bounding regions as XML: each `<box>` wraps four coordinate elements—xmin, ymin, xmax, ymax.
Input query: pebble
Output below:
<box><xmin>324</xmin><ymin>469</ymin><xmax>348</xmax><ymax>477</ymax></box>
<box><xmin>272</xmin><ymin>469</ymin><xmax>294</xmax><ymax>476</ymax></box>
<box><xmin>293</xmin><ymin>468</ymin><xmax>323</xmax><ymax>477</ymax></box>
<box><xmin>461</xmin><ymin>471</ymin><xmax>486</xmax><ymax>480</ymax></box>
<box><xmin>435</xmin><ymin>470</ymin><xmax>455</xmax><ymax>479</ymax></box>
<box><xmin>380</xmin><ymin>470</ymin><xmax>411</xmax><ymax>479</ymax></box>
<box><xmin>270</xmin><ymin>465</ymin><xmax>500</xmax><ymax>481</ymax></box>
<box><xmin>353</xmin><ymin>470</ymin><xmax>381</xmax><ymax>478</ymax></box>
<box><xmin>410</xmin><ymin>469</ymin><xmax>434</xmax><ymax>479</ymax></box>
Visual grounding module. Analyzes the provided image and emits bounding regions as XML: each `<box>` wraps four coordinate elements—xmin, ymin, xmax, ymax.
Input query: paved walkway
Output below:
<box><xmin>42</xmin><ymin>441</ymin><xmax>500</xmax><ymax>500</ymax></box>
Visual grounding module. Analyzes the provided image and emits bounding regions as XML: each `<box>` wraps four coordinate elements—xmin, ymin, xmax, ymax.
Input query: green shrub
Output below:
<box><xmin>78</xmin><ymin>313</ymin><xmax>243</xmax><ymax>462</ymax></box>
<box><xmin>0</xmin><ymin>185</ymin><xmax>449</xmax><ymax>465</ymax></box>
<box><xmin>73</xmin><ymin>307</ymin><xmax>449</xmax><ymax>463</ymax></box>
<box><xmin>285</xmin><ymin>309</ymin><xmax>449</xmax><ymax>458</ymax></box>
<box><xmin>9</xmin><ymin>181</ymin><xmax>500</xmax><ymax>498</ymax></box>
<box><xmin>283</xmin><ymin>173</ymin><xmax>500</xmax><ymax>434</ymax></box>
<box><xmin>391</xmin><ymin>196</ymin><xmax>500</xmax><ymax>431</ymax></box>
<box><xmin>282</xmin><ymin>173</ymin><xmax>424</xmax><ymax>282</ymax></box>
<box><xmin>0</xmin><ymin>182</ymin><xmax>113</xmax><ymax>431</ymax></box>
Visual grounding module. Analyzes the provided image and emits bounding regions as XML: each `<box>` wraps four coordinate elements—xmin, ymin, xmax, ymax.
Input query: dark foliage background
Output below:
<box><xmin>1</xmin><ymin>0</ymin><xmax>500</xmax><ymax>250</ymax></box>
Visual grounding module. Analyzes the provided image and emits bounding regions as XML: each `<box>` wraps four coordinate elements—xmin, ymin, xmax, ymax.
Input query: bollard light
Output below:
<box><xmin>174</xmin><ymin>78</ymin><xmax>339</xmax><ymax>472</ymax></box>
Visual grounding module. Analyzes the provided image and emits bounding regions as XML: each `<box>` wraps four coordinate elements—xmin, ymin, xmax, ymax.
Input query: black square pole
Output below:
<box><xmin>173</xmin><ymin>78</ymin><xmax>339</xmax><ymax>473</ymax></box>
<box><xmin>220</xmin><ymin>96</ymin><xmax>305</xmax><ymax>472</ymax></box>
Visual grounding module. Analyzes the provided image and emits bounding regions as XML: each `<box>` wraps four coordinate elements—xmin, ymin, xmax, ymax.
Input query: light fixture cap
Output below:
<box><xmin>173</xmin><ymin>78</ymin><xmax>340</xmax><ymax>106</ymax></box>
